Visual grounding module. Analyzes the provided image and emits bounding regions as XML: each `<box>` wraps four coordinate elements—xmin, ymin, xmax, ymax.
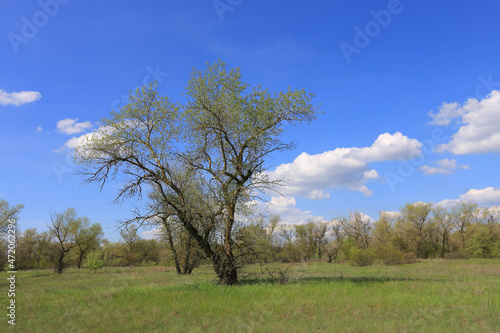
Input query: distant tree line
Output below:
<box><xmin>1</xmin><ymin>201</ymin><xmax>499</xmax><ymax>274</ymax></box>
<box><xmin>234</xmin><ymin>201</ymin><xmax>500</xmax><ymax>266</ymax></box>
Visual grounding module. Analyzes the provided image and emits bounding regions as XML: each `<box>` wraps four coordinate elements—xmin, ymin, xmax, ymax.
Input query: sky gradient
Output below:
<box><xmin>1</xmin><ymin>0</ymin><xmax>500</xmax><ymax>241</ymax></box>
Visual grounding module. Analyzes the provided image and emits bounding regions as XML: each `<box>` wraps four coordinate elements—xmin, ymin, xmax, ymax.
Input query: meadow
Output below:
<box><xmin>2</xmin><ymin>259</ymin><xmax>499</xmax><ymax>332</ymax></box>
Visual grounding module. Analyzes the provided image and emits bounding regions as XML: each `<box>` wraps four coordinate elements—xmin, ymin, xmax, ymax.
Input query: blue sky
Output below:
<box><xmin>1</xmin><ymin>0</ymin><xmax>500</xmax><ymax>241</ymax></box>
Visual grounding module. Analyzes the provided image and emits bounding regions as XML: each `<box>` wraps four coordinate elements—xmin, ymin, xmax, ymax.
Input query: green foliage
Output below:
<box><xmin>466</xmin><ymin>226</ymin><xmax>500</xmax><ymax>258</ymax></box>
<box><xmin>375</xmin><ymin>245</ymin><xmax>406</xmax><ymax>265</ymax></box>
<box><xmin>0</xmin><ymin>199</ymin><xmax>24</xmax><ymax>235</ymax></box>
<box><xmin>349</xmin><ymin>247</ymin><xmax>376</xmax><ymax>266</ymax></box>
<box><xmin>84</xmin><ymin>251</ymin><xmax>104</xmax><ymax>270</ymax></box>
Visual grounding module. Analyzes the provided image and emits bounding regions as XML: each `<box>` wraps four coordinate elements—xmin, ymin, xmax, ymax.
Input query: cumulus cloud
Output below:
<box><xmin>36</xmin><ymin>126</ymin><xmax>42</xmax><ymax>132</ymax></box>
<box><xmin>436</xmin><ymin>187</ymin><xmax>500</xmax><ymax>208</ymax></box>
<box><xmin>251</xmin><ymin>196</ymin><xmax>324</xmax><ymax>224</ymax></box>
<box><xmin>57</xmin><ymin>118</ymin><xmax>93</xmax><ymax>134</ymax></box>
<box><xmin>267</xmin><ymin>132</ymin><xmax>421</xmax><ymax>199</ymax></box>
<box><xmin>420</xmin><ymin>158</ymin><xmax>469</xmax><ymax>175</ymax></box>
<box><xmin>431</xmin><ymin>90</ymin><xmax>500</xmax><ymax>154</ymax></box>
<box><xmin>0</xmin><ymin>89</ymin><xmax>41</xmax><ymax>106</ymax></box>
<box><xmin>56</xmin><ymin>125</ymin><xmax>112</xmax><ymax>153</ymax></box>
<box><xmin>428</xmin><ymin>102</ymin><xmax>463</xmax><ymax>126</ymax></box>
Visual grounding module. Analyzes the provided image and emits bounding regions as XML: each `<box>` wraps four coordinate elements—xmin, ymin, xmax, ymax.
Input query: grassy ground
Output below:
<box><xmin>1</xmin><ymin>259</ymin><xmax>499</xmax><ymax>332</ymax></box>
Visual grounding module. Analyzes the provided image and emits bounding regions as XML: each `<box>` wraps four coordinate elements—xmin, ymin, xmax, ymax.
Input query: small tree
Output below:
<box><xmin>48</xmin><ymin>208</ymin><xmax>80</xmax><ymax>273</ymax></box>
<box><xmin>452</xmin><ymin>202</ymin><xmax>478</xmax><ymax>249</ymax></box>
<box><xmin>432</xmin><ymin>206</ymin><xmax>454</xmax><ymax>258</ymax></box>
<box><xmin>74</xmin><ymin>220</ymin><xmax>103</xmax><ymax>268</ymax></box>
<box><xmin>84</xmin><ymin>251</ymin><xmax>104</xmax><ymax>270</ymax></box>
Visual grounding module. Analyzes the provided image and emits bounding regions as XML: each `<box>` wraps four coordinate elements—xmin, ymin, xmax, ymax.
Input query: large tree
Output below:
<box><xmin>76</xmin><ymin>61</ymin><xmax>318</xmax><ymax>284</ymax></box>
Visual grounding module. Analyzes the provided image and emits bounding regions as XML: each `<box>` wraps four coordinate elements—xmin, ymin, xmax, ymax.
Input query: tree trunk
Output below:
<box><xmin>181</xmin><ymin>235</ymin><xmax>193</xmax><ymax>275</ymax></box>
<box><xmin>77</xmin><ymin>249</ymin><xmax>86</xmax><ymax>269</ymax></box>
<box><xmin>164</xmin><ymin>223</ymin><xmax>182</xmax><ymax>275</ymax></box>
<box><xmin>56</xmin><ymin>251</ymin><xmax>64</xmax><ymax>274</ymax></box>
<box><xmin>215</xmin><ymin>254</ymin><xmax>238</xmax><ymax>285</ymax></box>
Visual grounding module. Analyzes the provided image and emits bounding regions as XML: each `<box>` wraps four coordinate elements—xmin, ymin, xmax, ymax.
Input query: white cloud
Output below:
<box><xmin>433</xmin><ymin>90</ymin><xmax>500</xmax><ymax>154</ymax></box>
<box><xmin>460</xmin><ymin>187</ymin><xmax>500</xmax><ymax>205</ymax></box>
<box><xmin>428</xmin><ymin>102</ymin><xmax>463</xmax><ymax>126</ymax></box>
<box><xmin>57</xmin><ymin>118</ymin><xmax>93</xmax><ymax>134</ymax></box>
<box><xmin>252</xmin><ymin>196</ymin><xmax>324</xmax><ymax>224</ymax></box>
<box><xmin>436</xmin><ymin>187</ymin><xmax>500</xmax><ymax>208</ymax></box>
<box><xmin>141</xmin><ymin>227</ymin><xmax>163</xmax><ymax>240</ymax></box>
<box><xmin>56</xmin><ymin>125</ymin><xmax>113</xmax><ymax>153</ymax></box>
<box><xmin>420</xmin><ymin>158</ymin><xmax>469</xmax><ymax>175</ymax></box>
<box><xmin>267</xmin><ymin>132</ymin><xmax>421</xmax><ymax>198</ymax></box>
<box><xmin>36</xmin><ymin>126</ymin><xmax>42</xmax><ymax>132</ymax></box>
<box><xmin>0</xmin><ymin>89</ymin><xmax>41</xmax><ymax>106</ymax></box>
<box><xmin>348</xmin><ymin>132</ymin><xmax>423</xmax><ymax>162</ymax></box>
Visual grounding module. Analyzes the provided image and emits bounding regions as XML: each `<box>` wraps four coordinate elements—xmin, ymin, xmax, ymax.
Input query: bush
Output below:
<box><xmin>349</xmin><ymin>247</ymin><xmax>376</xmax><ymax>266</ymax></box>
<box><xmin>444</xmin><ymin>248</ymin><xmax>470</xmax><ymax>260</ymax></box>
<box><xmin>84</xmin><ymin>251</ymin><xmax>104</xmax><ymax>270</ymax></box>
<box><xmin>376</xmin><ymin>246</ymin><xmax>405</xmax><ymax>265</ymax></box>
<box><xmin>466</xmin><ymin>227</ymin><xmax>500</xmax><ymax>258</ymax></box>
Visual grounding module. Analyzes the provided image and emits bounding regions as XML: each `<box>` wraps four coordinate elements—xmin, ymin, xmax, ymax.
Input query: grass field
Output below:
<box><xmin>2</xmin><ymin>259</ymin><xmax>499</xmax><ymax>332</ymax></box>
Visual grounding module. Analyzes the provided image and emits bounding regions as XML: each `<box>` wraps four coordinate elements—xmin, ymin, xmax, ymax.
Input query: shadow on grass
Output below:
<box><xmin>237</xmin><ymin>275</ymin><xmax>430</xmax><ymax>286</ymax></box>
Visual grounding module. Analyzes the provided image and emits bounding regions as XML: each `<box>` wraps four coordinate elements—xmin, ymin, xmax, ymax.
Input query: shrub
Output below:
<box><xmin>84</xmin><ymin>251</ymin><xmax>104</xmax><ymax>270</ymax></box>
<box><xmin>444</xmin><ymin>248</ymin><xmax>470</xmax><ymax>260</ymax></box>
<box><xmin>376</xmin><ymin>246</ymin><xmax>405</xmax><ymax>265</ymax></box>
<box><xmin>349</xmin><ymin>247</ymin><xmax>376</xmax><ymax>266</ymax></box>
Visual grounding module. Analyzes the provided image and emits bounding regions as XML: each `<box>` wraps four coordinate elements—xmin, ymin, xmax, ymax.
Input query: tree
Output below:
<box><xmin>48</xmin><ymin>208</ymin><xmax>80</xmax><ymax>273</ymax></box>
<box><xmin>372</xmin><ymin>211</ymin><xmax>396</xmax><ymax>247</ymax></box>
<box><xmin>325</xmin><ymin>217</ymin><xmax>345</xmax><ymax>263</ymax></box>
<box><xmin>0</xmin><ymin>199</ymin><xmax>24</xmax><ymax>234</ymax></box>
<box><xmin>452</xmin><ymin>202</ymin><xmax>478</xmax><ymax>249</ymax></box>
<box><xmin>344</xmin><ymin>211</ymin><xmax>371</xmax><ymax>249</ymax></box>
<box><xmin>120</xmin><ymin>224</ymin><xmax>140</xmax><ymax>265</ymax></box>
<box><xmin>431</xmin><ymin>206</ymin><xmax>454</xmax><ymax>258</ymax></box>
<box><xmin>74</xmin><ymin>220</ymin><xmax>103</xmax><ymax>268</ymax></box>
<box><xmin>17</xmin><ymin>228</ymin><xmax>43</xmax><ymax>270</ymax></box>
<box><xmin>76</xmin><ymin>60</ymin><xmax>318</xmax><ymax>284</ymax></box>
<box><xmin>397</xmin><ymin>202</ymin><xmax>434</xmax><ymax>258</ymax></box>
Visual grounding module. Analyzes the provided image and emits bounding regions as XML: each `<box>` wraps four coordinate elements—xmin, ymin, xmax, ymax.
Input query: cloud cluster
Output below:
<box><xmin>57</xmin><ymin>118</ymin><xmax>93</xmax><ymax>134</ymax></box>
<box><xmin>431</xmin><ymin>90</ymin><xmax>500</xmax><ymax>154</ymax></box>
<box><xmin>267</xmin><ymin>132</ymin><xmax>422</xmax><ymax>199</ymax></box>
<box><xmin>437</xmin><ymin>187</ymin><xmax>500</xmax><ymax>208</ymax></box>
<box><xmin>0</xmin><ymin>89</ymin><xmax>41</xmax><ymax>106</ymax></box>
<box><xmin>420</xmin><ymin>158</ymin><xmax>469</xmax><ymax>175</ymax></box>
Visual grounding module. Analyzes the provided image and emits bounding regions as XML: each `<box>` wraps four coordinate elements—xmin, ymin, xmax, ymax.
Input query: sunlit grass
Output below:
<box><xmin>2</xmin><ymin>259</ymin><xmax>499</xmax><ymax>332</ymax></box>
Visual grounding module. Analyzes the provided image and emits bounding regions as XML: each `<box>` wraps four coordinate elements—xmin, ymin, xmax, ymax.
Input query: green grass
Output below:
<box><xmin>2</xmin><ymin>260</ymin><xmax>499</xmax><ymax>332</ymax></box>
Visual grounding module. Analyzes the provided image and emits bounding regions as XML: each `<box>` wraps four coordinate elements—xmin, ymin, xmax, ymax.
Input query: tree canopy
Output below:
<box><xmin>76</xmin><ymin>60</ymin><xmax>318</xmax><ymax>284</ymax></box>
